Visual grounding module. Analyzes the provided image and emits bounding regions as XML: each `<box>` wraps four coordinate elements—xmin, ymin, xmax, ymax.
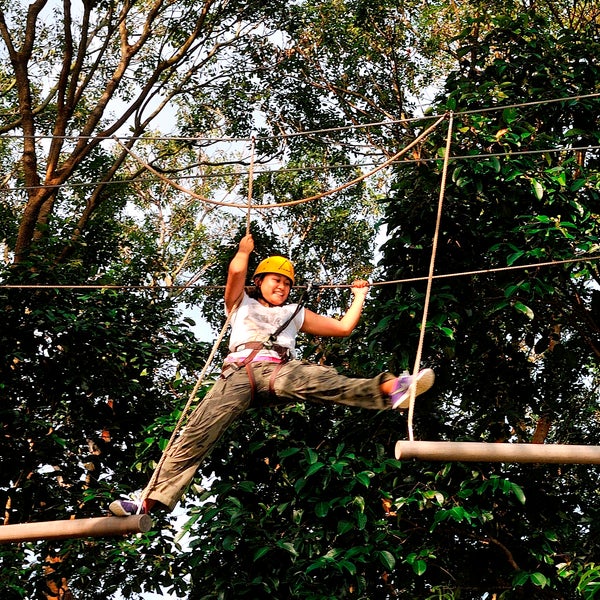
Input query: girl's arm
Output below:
<box><xmin>224</xmin><ymin>234</ymin><xmax>255</xmax><ymax>312</ymax></box>
<box><xmin>300</xmin><ymin>280</ymin><xmax>369</xmax><ymax>337</ymax></box>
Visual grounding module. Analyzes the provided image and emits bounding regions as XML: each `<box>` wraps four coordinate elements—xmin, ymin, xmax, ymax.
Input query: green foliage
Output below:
<box><xmin>1</xmin><ymin>1</ymin><xmax>600</xmax><ymax>599</ymax></box>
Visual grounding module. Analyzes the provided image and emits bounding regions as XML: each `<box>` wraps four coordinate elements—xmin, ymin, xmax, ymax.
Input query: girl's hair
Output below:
<box><xmin>246</xmin><ymin>284</ymin><xmax>261</xmax><ymax>301</ymax></box>
<box><xmin>245</xmin><ymin>272</ymin><xmax>264</xmax><ymax>301</ymax></box>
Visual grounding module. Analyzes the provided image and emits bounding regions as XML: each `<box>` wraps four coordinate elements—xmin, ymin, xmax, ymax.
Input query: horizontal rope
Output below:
<box><xmin>1</xmin><ymin>254</ymin><xmax>597</xmax><ymax>291</ymax></box>
<box><xmin>112</xmin><ymin>116</ymin><xmax>447</xmax><ymax>210</ymax></box>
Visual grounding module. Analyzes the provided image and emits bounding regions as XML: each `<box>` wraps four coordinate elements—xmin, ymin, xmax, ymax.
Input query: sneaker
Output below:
<box><xmin>109</xmin><ymin>499</ymin><xmax>145</xmax><ymax>517</ymax></box>
<box><xmin>390</xmin><ymin>368</ymin><xmax>435</xmax><ymax>410</ymax></box>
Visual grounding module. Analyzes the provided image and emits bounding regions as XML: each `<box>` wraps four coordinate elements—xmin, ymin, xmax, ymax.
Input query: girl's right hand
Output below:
<box><xmin>238</xmin><ymin>233</ymin><xmax>254</xmax><ymax>255</ymax></box>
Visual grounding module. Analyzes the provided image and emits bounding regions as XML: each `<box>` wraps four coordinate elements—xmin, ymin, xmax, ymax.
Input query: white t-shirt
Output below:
<box><xmin>225</xmin><ymin>292</ymin><xmax>305</xmax><ymax>362</ymax></box>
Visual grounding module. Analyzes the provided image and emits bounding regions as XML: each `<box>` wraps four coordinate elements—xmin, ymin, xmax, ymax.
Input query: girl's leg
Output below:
<box><xmin>267</xmin><ymin>361</ymin><xmax>394</xmax><ymax>410</ymax></box>
<box><xmin>266</xmin><ymin>361</ymin><xmax>433</xmax><ymax>411</ymax></box>
<box><xmin>142</xmin><ymin>370</ymin><xmax>253</xmax><ymax>511</ymax></box>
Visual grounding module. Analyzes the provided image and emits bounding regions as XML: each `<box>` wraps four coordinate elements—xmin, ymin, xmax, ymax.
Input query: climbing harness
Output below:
<box><xmin>221</xmin><ymin>281</ymin><xmax>320</xmax><ymax>402</ymax></box>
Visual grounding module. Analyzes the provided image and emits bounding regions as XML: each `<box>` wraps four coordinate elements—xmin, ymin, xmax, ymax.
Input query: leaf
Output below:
<box><xmin>253</xmin><ymin>547</ymin><xmax>270</xmax><ymax>561</ymax></box>
<box><xmin>514</xmin><ymin>301</ymin><xmax>534</xmax><ymax>320</ymax></box>
<box><xmin>238</xmin><ymin>480</ymin><xmax>255</xmax><ymax>493</ymax></box>
<box><xmin>506</xmin><ymin>250</ymin><xmax>525</xmax><ymax>266</ymax></box>
<box><xmin>439</xmin><ymin>326</ymin><xmax>454</xmax><ymax>339</ymax></box>
<box><xmin>509</xmin><ymin>482</ymin><xmax>526</xmax><ymax>504</ymax></box>
<box><xmin>222</xmin><ymin>535</ymin><xmax>236</xmax><ymax>551</ymax></box>
<box><xmin>294</xmin><ymin>478</ymin><xmax>307</xmax><ymax>494</ymax></box>
<box><xmin>371</xmin><ymin>315</ymin><xmax>393</xmax><ymax>335</ymax></box>
<box><xmin>570</xmin><ymin>178</ymin><xmax>587</xmax><ymax>191</ymax></box>
<box><xmin>356</xmin><ymin>512</ymin><xmax>367</xmax><ymax>530</ymax></box>
<box><xmin>530</xmin><ymin>572</ymin><xmax>549</xmax><ymax>587</ymax></box>
<box><xmin>305</xmin><ymin>461</ymin><xmax>325</xmax><ymax>477</ymax></box>
<box><xmin>531</xmin><ymin>178</ymin><xmax>544</xmax><ymax>200</ymax></box>
<box><xmin>355</xmin><ymin>470</ymin><xmax>374</xmax><ymax>487</ymax></box>
<box><xmin>337</xmin><ymin>520</ymin><xmax>354</xmax><ymax>535</ymax></box>
<box><xmin>315</xmin><ymin>501</ymin><xmax>330</xmax><ymax>517</ymax></box>
<box><xmin>304</xmin><ymin>448</ymin><xmax>319</xmax><ymax>465</ymax></box>
<box><xmin>279</xmin><ymin>447</ymin><xmax>301</xmax><ymax>459</ymax></box>
<box><xmin>502</xmin><ymin>107</ymin><xmax>519</xmax><ymax>124</ymax></box>
<box><xmin>276</xmin><ymin>541</ymin><xmax>298</xmax><ymax>557</ymax></box>
<box><xmin>377</xmin><ymin>550</ymin><xmax>396</xmax><ymax>571</ymax></box>
<box><xmin>413</xmin><ymin>559</ymin><xmax>427</xmax><ymax>576</ymax></box>
<box><xmin>513</xmin><ymin>571</ymin><xmax>530</xmax><ymax>586</ymax></box>
<box><xmin>339</xmin><ymin>559</ymin><xmax>357</xmax><ymax>575</ymax></box>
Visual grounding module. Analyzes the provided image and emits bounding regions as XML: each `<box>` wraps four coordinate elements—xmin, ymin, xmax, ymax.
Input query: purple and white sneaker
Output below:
<box><xmin>109</xmin><ymin>498</ymin><xmax>145</xmax><ymax>517</ymax></box>
<box><xmin>390</xmin><ymin>368</ymin><xmax>435</xmax><ymax>409</ymax></box>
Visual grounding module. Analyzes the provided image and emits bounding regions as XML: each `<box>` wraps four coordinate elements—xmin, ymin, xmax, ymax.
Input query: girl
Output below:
<box><xmin>110</xmin><ymin>234</ymin><xmax>434</xmax><ymax>516</ymax></box>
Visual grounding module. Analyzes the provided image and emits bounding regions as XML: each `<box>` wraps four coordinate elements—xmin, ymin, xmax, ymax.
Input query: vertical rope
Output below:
<box><xmin>138</xmin><ymin>137</ymin><xmax>259</xmax><ymax>509</ymax></box>
<box><xmin>246</xmin><ymin>136</ymin><xmax>256</xmax><ymax>235</ymax></box>
<box><xmin>406</xmin><ymin>112</ymin><xmax>454</xmax><ymax>442</ymax></box>
<box><xmin>137</xmin><ymin>138</ymin><xmax>260</xmax><ymax>509</ymax></box>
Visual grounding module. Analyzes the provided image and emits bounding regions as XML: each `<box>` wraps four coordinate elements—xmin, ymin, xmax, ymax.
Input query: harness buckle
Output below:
<box><xmin>262</xmin><ymin>336</ymin><xmax>275</xmax><ymax>350</ymax></box>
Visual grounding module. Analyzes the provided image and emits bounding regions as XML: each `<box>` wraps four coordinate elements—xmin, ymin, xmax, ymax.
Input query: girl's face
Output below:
<box><xmin>256</xmin><ymin>273</ymin><xmax>292</xmax><ymax>306</ymax></box>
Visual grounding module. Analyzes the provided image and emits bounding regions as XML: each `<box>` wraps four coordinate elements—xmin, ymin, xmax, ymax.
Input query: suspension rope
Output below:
<box><xmin>3</xmin><ymin>142</ymin><xmax>599</xmax><ymax>195</ymax></box>
<box><xmin>2</xmin><ymin>91</ymin><xmax>597</xmax><ymax>144</ymax></box>
<box><xmin>138</xmin><ymin>137</ymin><xmax>259</xmax><ymax>506</ymax></box>
<box><xmin>246</xmin><ymin>136</ymin><xmax>255</xmax><ymax>234</ymax></box>
<box><xmin>406</xmin><ymin>113</ymin><xmax>454</xmax><ymax>441</ymax></box>
<box><xmin>137</xmin><ymin>138</ymin><xmax>261</xmax><ymax>504</ymax></box>
<box><xmin>112</xmin><ymin>115</ymin><xmax>446</xmax><ymax>210</ymax></box>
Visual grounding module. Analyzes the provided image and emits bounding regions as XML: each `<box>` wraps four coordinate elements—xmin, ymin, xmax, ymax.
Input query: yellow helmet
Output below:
<box><xmin>252</xmin><ymin>256</ymin><xmax>295</xmax><ymax>285</ymax></box>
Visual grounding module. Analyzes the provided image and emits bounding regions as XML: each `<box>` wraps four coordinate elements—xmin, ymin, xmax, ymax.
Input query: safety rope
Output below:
<box><xmin>5</xmin><ymin>142</ymin><xmax>600</xmax><ymax>195</ymax></box>
<box><xmin>139</xmin><ymin>296</ymin><xmax>240</xmax><ymax>508</ymax></box>
<box><xmin>2</xmin><ymin>253</ymin><xmax>597</xmax><ymax>291</ymax></box>
<box><xmin>140</xmin><ymin>136</ymin><xmax>255</xmax><ymax>506</ymax></box>
<box><xmin>5</xmin><ymin>91</ymin><xmax>597</xmax><ymax>144</ymax></box>
<box><xmin>406</xmin><ymin>112</ymin><xmax>454</xmax><ymax>442</ymax></box>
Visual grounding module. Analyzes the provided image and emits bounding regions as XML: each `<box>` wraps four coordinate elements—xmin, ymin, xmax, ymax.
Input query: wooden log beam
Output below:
<box><xmin>395</xmin><ymin>441</ymin><xmax>600</xmax><ymax>464</ymax></box>
<box><xmin>0</xmin><ymin>514</ymin><xmax>152</xmax><ymax>544</ymax></box>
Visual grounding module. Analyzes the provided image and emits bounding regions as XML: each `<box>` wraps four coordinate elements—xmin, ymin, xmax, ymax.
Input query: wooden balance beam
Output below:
<box><xmin>0</xmin><ymin>514</ymin><xmax>152</xmax><ymax>544</ymax></box>
<box><xmin>395</xmin><ymin>441</ymin><xmax>600</xmax><ymax>464</ymax></box>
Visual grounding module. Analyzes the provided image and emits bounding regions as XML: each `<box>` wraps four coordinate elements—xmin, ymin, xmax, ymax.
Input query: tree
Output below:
<box><xmin>178</xmin><ymin>5</ymin><xmax>600</xmax><ymax>600</ymax></box>
<box><xmin>372</xmin><ymin>9</ymin><xmax>600</xmax><ymax>598</ymax></box>
<box><xmin>0</xmin><ymin>0</ymin><xmax>382</xmax><ymax>597</ymax></box>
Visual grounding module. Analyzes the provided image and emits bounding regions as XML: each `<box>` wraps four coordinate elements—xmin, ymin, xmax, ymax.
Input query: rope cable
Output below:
<box><xmin>246</xmin><ymin>136</ymin><xmax>255</xmax><ymax>234</ymax></box>
<box><xmin>2</xmin><ymin>91</ymin><xmax>598</xmax><ymax>144</ymax></box>
<box><xmin>137</xmin><ymin>140</ymin><xmax>260</xmax><ymax>505</ymax></box>
<box><xmin>406</xmin><ymin>113</ymin><xmax>454</xmax><ymax>441</ymax></box>
<box><xmin>3</xmin><ymin>141</ymin><xmax>597</xmax><ymax>195</ymax></box>
<box><xmin>138</xmin><ymin>138</ymin><xmax>258</xmax><ymax>508</ymax></box>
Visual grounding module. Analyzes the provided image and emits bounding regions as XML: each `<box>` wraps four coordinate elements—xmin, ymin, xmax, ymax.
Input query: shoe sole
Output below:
<box><xmin>392</xmin><ymin>368</ymin><xmax>435</xmax><ymax>410</ymax></box>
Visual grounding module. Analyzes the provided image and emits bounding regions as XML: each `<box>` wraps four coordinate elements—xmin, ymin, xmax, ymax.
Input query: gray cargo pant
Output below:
<box><xmin>144</xmin><ymin>360</ymin><xmax>395</xmax><ymax>511</ymax></box>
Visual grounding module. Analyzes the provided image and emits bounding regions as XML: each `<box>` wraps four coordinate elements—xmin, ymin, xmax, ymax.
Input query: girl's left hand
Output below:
<box><xmin>350</xmin><ymin>279</ymin><xmax>370</xmax><ymax>298</ymax></box>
